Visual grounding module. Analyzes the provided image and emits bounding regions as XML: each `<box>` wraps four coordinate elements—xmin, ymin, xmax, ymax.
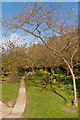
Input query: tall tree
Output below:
<box><xmin>2</xmin><ymin>39</ymin><xmax>28</xmax><ymax>82</ymax></box>
<box><xmin>3</xmin><ymin>3</ymin><xmax>78</xmax><ymax>106</ymax></box>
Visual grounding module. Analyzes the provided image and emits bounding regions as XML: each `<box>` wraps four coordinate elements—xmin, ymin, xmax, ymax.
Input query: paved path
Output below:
<box><xmin>0</xmin><ymin>76</ymin><xmax>26</xmax><ymax>119</ymax></box>
<box><xmin>0</xmin><ymin>101</ymin><xmax>13</xmax><ymax>119</ymax></box>
<box><xmin>0</xmin><ymin>101</ymin><xmax>2</xmax><ymax>119</ymax></box>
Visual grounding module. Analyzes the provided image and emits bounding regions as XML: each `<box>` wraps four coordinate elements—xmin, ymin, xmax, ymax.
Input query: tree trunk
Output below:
<box><xmin>51</xmin><ymin>74</ymin><xmax>53</xmax><ymax>81</ymax></box>
<box><xmin>67</xmin><ymin>68</ymin><xmax>69</xmax><ymax>76</ymax></box>
<box><xmin>32</xmin><ymin>67</ymin><xmax>35</xmax><ymax>82</ymax></box>
<box><xmin>69</xmin><ymin>67</ymin><xmax>77</xmax><ymax>107</ymax></box>
<box><xmin>25</xmin><ymin>69</ymin><xmax>26</xmax><ymax>74</ymax></box>
<box><xmin>62</xmin><ymin>58</ymin><xmax>77</xmax><ymax>107</ymax></box>
<box><xmin>45</xmin><ymin>67</ymin><xmax>47</xmax><ymax>71</ymax></box>
<box><xmin>32</xmin><ymin>67</ymin><xmax>34</xmax><ymax>73</ymax></box>
<box><xmin>51</xmin><ymin>68</ymin><xmax>54</xmax><ymax>75</ymax></box>
<box><xmin>51</xmin><ymin>68</ymin><xmax>54</xmax><ymax>81</ymax></box>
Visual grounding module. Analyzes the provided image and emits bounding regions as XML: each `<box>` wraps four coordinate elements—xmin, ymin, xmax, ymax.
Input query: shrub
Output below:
<box><xmin>74</xmin><ymin>68</ymin><xmax>80</xmax><ymax>75</ymax></box>
<box><xmin>1</xmin><ymin>74</ymin><xmax>6</xmax><ymax>78</ymax></box>
<box><xmin>39</xmin><ymin>69</ymin><xmax>44</xmax><ymax>75</ymax></box>
<box><xmin>53</xmin><ymin>74</ymin><xmax>72</xmax><ymax>87</ymax></box>
<box><xmin>36</xmin><ymin>69</ymin><xmax>44</xmax><ymax>76</ymax></box>
<box><xmin>7</xmin><ymin>72</ymin><xmax>19</xmax><ymax>83</ymax></box>
<box><xmin>0</xmin><ymin>74</ymin><xmax>6</xmax><ymax>81</ymax></box>
<box><xmin>55</xmin><ymin>68</ymin><xmax>63</xmax><ymax>74</ymax></box>
<box><xmin>42</xmin><ymin>71</ymin><xmax>51</xmax><ymax>84</ymax></box>
<box><xmin>27</xmin><ymin>72</ymin><xmax>33</xmax><ymax>77</ymax></box>
<box><xmin>64</xmin><ymin>86</ymin><xmax>73</xmax><ymax>105</ymax></box>
<box><xmin>53</xmin><ymin>74</ymin><xmax>72</xmax><ymax>88</ymax></box>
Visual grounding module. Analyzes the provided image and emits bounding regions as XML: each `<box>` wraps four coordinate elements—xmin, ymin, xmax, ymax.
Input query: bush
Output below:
<box><xmin>74</xmin><ymin>68</ymin><xmax>80</xmax><ymax>75</ymax></box>
<box><xmin>27</xmin><ymin>72</ymin><xmax>33</xmax><ymax>77</ymax></box>
<box><xmin>57</xmin><ymin>82</ymin><xmax>64</xmax><ymax>88</ymax></box>
<box><xmin>53</xmin><ymin>74</ymin><xmax>72</xmax><ymax>85</ymax></box>
<box><xmin>7</xmin><ymin>72</ymin><xmax>19</xmax><ymax>83</ymax></box>
<box><xmin>35</xmin><ymin>69</ymin><xmax>44</xmax><ymax>76</ymax></box>
<box><xmin>55</xmin><ymin>68</ymin><xmax>63</xmax><ymax>74</ymax></box>
<box><xmin>1</xmin><ymin>74</ymin><xmax>6</xmax><ymax>78</ymax></box>
<box><xmin>42</xmin><ymin>71</ymin><xmax>51</xmax><ymax>84</ymax></box>
<box><xmin>0</xmin><ymin>74</ymin><xmax>6</xmax><ymax>81</ymax></box>
<box><xmin>64</xmin><ymin>86</ymin><xmax>73</xmax><ymax>105</ymax></box>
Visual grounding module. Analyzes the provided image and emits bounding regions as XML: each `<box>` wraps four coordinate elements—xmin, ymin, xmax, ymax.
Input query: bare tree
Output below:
<box><xmin>2</xmin><ymin>3</ymin><xmax>78</xmax><ymax>106</ymax></box>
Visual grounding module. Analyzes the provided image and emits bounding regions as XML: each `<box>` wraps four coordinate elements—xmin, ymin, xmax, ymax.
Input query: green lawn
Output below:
<box><xmin>2</xmin><ymin>81</ymin><xmax>20</xmax><ymax>105</ymax></box>
<box><xmin>1</xmin><ymin>74</ymin><xmax>21</xmax><ymax>106</ymax></box>
<box><xmin>79</xmin><ymin>99</ymin><xmax>80</xmax><ymax>119</ymax></box>
<box><xmin>22</xmin><ymin>75</ymin><xmax>78</xmax><ymax>118</ymax></box>
<box><xmin>0</xmin><ymin>81</ymin><xmax>2</xmax><ymax>101</ymax></box>
<box><xmin>0</xmin><ymin>73</ymin><xmax>25</xmax><ymax>105</ymax></box>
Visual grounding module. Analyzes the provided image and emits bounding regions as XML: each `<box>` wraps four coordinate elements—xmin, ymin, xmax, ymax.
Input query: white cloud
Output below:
<box><xmin>6</xmin><ymin>33</ymin><xmax>24</xmax><ymax>46</ymax></box>
<box><xmin>1</xmin><ymin>33</ymin><xmax>25</xmax><ymax>47</ymax></box>
<box><xmin>1</xmin><ymin>33</ymin><xmax>39</xmax><ymax>48</ymax></box>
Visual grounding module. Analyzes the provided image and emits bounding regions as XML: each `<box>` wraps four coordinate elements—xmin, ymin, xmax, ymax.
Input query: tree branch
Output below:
<box><xmin>71</xmin><ymin>49</ymin><xmax>78</xmax><ymax>69</ymax></box>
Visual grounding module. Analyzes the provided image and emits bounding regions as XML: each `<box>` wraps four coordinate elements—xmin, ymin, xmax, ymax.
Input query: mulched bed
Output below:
<box><xmin>0</xmin><ymin>79</ymin><xmax>6</xmax><ymax>81</ymax></box>
<box><xmin>64</xmin><ymin>108</ymin><xmax>76</xmax><ymax>113</ymax></box>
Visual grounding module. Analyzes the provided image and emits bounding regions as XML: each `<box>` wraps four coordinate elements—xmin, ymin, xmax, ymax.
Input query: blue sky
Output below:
<box><xmin>1</xmin><ymin>2</ymin><xmax>78</xmax><ymax>46</ymax></box>
<box><xmin>2</xmin><ymin>2</ymin><xmax>25</xmax><ymax>18</ymax></box>
<box><xmin>1</xmin><ymin>0</ymin><xmax>80</xmax><ymax>2</ymax></box>
<box><xmin>2</xmin><ymin>2</ymin><xmax>78</xmax><ymax>18</ymax></box>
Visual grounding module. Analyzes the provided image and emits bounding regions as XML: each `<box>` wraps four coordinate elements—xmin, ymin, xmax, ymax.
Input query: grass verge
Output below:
<box><xmin>1</xmin><ymin>74</ymin><xmax>24</xmax><ymax>106</ymax></box>
<box><xmin>2</xmin><ymin>81</ymin><xmax>20</xmax><ymax>106</ymax></box>
<box><xmin>0</xmin><ymin>81</ymin><xmax>2</xmax><ymax>101</ymax></box>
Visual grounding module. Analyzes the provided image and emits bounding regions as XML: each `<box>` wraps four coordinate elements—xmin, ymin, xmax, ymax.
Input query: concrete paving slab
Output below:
<box><xmin>6</xmin><ymin>76</ymin><xmax>26</xmax><ymax>118</ymax></box>
<box><xmin>7</xmin><ymin>113</ymin><xmax>22</xmax><ymax>118</ymax></box>
<box><xmin>0</xmin><ymin>101</ymin><xmax>13</xmax><ymax>119</ymax></box>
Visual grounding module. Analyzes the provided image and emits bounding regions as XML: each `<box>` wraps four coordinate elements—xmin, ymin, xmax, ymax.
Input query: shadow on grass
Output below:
<box><xmin>25</xmin><ymin>77</ymin><xmax>67</xmax><ymax>103</ymax></box>
<box><xmin>50</xmin><ymin>84</ymin><xmax>67</xmax><ymax>102</ymax></box>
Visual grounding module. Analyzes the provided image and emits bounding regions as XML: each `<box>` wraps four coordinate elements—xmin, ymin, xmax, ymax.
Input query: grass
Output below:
<box><xmin>0</xmin><ymin>74</ymin><xmax>23</xmax><ymax>107</ymax></box>
<box><xmin>2</xmin><ymin>81</ymin><xmax>20</xmax><ymax>106</ymax></box>
<box><xmin>22</xmin><ymin>75</ymin><xmax>78</xmax><ymax>118</ymax></box>
<box><xmin>0</xmin><ymin>81</ymin><xmax>2</xmax><ymax>101</ymax></box>
<box><xmin>0</xmin><ymin>73</ymin><xmax>26</xmax><ymax>105</ymax></box>
<box><xmin>79</xmin><ymin>99</ymin><xmax>80</xmax><ymax>119</ymax></box>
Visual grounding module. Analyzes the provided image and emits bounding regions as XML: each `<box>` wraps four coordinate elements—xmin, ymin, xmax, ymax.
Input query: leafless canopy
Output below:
<box><xmin>2</xmin><ymin>3</ymin><xmax>77</xmax><ymax>41</ymax></box>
